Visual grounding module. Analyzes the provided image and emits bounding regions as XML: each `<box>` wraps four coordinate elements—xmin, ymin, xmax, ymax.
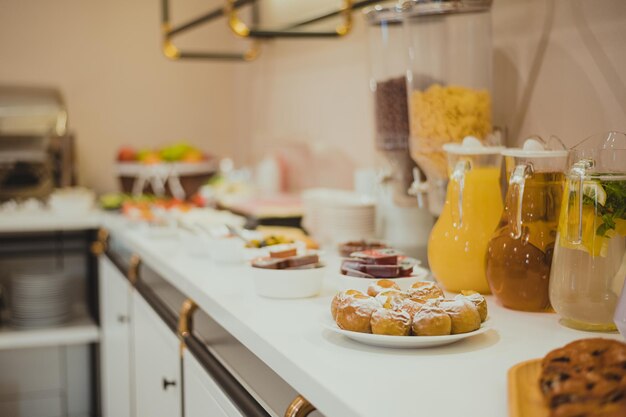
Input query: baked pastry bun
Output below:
<box><xmin>367</xmin><ymin>279</ymin><xmax>401</xmax><ymax>297</ymax></box>
<box><xmin>375</xmin><ymin>290</ymin><xmax>408</xmax><ymax>310</ymax></box>
<box><xmin>331</xmin><ymin>289</ymin><xmax>363</xmax><ymax>320</ymax></box>
<box><xmin>412</xmin><ymin>303</ymin><xmax>452</xmax><ymax>336</ymax></box>
<box><xmin>408</xmin><ymin>281</ymin><xmax>444</xmax><ymax>303</ymax></box>
<box><xmin>398</xmin><ymin>298</ymin><xmax>424</xmax><ymax>319</ymax></box>
<box><xmin>440</xmin><ymin>298</ymin><xmax>481</xmax><ymax>334</ymax></box>
<box><xmin>459</xmin><ymin>291</ymin><xmax>488</xmax><ymax>322</ymax></box>
<box><xmin>371</xmin><ymin>307</ymin><xmax>411</xmax><ymax>336</ymax></box>
<box><xmin>335</xmin><ymin>294</ymin><xmax>380</xmax><ymax>333</ymax></box>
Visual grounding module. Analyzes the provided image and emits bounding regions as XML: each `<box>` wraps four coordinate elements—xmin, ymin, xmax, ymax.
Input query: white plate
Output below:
<box><xmin>334</xmin><ymin>266</ymin><xmax>431</xmax><ymax>293</ymax></box>
<box><xmin>324</xmin><ymin>320</ymin><xmax>492</xmax><ymax>349</ymax></box>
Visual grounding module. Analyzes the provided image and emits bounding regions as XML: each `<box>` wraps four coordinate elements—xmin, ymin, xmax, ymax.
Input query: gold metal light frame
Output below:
<box><xmin>161</xmin><ymin>0</ymin><xmax>260</xmax><ymax>61</ymax></box>
<box><xmin>225</xmin><ymin>0</ymin><xmax>354</xmax><ymax>38</ymax></box>
<box><xmin>285</xmin><ymin>395</ymin><xmax>316</xmax><ymax>417</ymax></box>
<box><xmin>159</xmin><ymin>0</ymin><xmax>380</xmax><ymax>60</ymax></box>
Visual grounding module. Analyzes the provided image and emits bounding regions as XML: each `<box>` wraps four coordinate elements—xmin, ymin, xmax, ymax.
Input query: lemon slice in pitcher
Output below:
<box><xmin>582</xmin><ymin>180</ymin><xmax>607</xmax><ymax>206</ymax></box>
<box><xmin>558</xmin><ymin>205</ymin><xmax>613</xmax><ymax>257</ymax></box>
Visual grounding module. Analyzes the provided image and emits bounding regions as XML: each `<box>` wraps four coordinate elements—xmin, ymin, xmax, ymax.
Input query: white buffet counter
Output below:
<box><xmin>102</xmin><ymin>215</ymin><xmax>624</xmax><ymax>417</ymax></box>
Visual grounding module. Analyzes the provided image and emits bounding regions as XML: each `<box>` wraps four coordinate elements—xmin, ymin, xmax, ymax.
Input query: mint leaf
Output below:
<box><xmin>597</xmin><ymin>223</ymin><xmax>610</xmax><ymax>237</ymax></box>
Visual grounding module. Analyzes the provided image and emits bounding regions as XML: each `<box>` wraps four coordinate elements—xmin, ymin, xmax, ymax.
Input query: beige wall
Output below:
<box><xmin>1</xmin><ymin>0</ymin><xmax>624</xmax><ymax>192</ymax></box>
<box><xmin>0</xmin><ymin>0</ymin><xmax>245</xmax><ymax>193</ymax></box>
<box><xmin>236</xmin><ymin>0</ymin><xmax>626</xmax><ymax>174</ymax></box>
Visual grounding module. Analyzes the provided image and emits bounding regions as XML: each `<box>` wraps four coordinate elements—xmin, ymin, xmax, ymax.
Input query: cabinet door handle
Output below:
<box><xmin>285</xmin><ymin>395</ymin><xmax>315</xmax><ymax>417</ymax></box>
<box><xmin>117</xmin><ymin>314</ymin><xmax>129</xmax><ymax>324</ymax></box>
<box><xmin>162</xmin><ymin>378</ymin><xmax>177</xmax><ymax>391</ymax></box>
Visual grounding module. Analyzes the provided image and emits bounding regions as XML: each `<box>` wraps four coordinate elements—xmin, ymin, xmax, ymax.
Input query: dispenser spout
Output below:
<box><xmin>408</xmin><ymin>167</ymin><xmax>429</xmax><ymax>209</ymax></box>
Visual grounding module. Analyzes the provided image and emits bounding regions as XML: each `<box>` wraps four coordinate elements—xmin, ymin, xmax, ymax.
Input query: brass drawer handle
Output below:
<box><xmin>128</xmin><ymin>254</ymin><xmax>141</xmax><ymax>285</ymax></box>
<box><xmin>90</xmin><ymin>228</ymin><xmax>109</xmax><ymax>255</ymax></box>
<box><xmin>285</xmin><ymin>395</ymin><xmax>316</xmax><ymax>417</ymax></box>
<box><xmin>178</xmin><ymin>298</ymin><xmax>198</xmax><ymax>339</ymax></box>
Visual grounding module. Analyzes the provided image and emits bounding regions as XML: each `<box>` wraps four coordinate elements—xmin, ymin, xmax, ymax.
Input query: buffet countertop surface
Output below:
<box><xmin>103</xmin><ymin>215</ymin><xmax>623</xmax><ymax>417</ymax></box>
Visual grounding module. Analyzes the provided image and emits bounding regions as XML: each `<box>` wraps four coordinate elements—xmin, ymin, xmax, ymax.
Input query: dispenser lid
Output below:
<box><xmin>442</xmin><ymin>136</ymin><xmax>504</xmax><ymax>155</ymax></box>
<box><xmin>364</xmin><ymin>3</ymin><xmax>403</xmax><ymax>25</ymax></box>
<box><xmin>399</xmin><ymin>0</ymin><xmax>493</xmax><ymax>18</ymax></box>
<box><xmin>501</xmin><ymin>136</ymin><xmax>569</xmax><ymax>158</ymax></box>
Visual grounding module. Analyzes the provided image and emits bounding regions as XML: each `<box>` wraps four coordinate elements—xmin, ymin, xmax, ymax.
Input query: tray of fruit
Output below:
<box><xmin>115</xmin><ymin>142</ymin><xmax>217</xmax><ymax>197</ymax></box>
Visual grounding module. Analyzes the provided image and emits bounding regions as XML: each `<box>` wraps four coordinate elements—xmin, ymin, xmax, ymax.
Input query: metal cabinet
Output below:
<box><xmin>132</xmin><ymin>292</ymin><xmax>181</xmax><ymax>417</ymax></box>
<box><xmin>99</xmin><ymin>256</ymin><xmax>133</xmax><ymax>417</ymax></box>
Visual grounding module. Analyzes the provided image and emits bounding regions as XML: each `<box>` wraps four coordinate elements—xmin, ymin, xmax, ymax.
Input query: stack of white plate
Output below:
<box><xmin>10</xmin><ymin>272</ymin><xmax>71</xmax><ymax>328</ymax></box>
<box><xmin>302</xmin><ymin>188</ymin><xmax>376</xmax><ymax>245</ymax></box>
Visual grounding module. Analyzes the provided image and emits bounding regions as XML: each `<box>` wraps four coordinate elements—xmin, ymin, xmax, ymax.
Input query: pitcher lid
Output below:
<box><xmin>569</xmin><ymin>131</ymin><xmax>626</xmax><ymax>174</ymax></box>
<box><xmin>443</xmin><ymin>136</ymin><xmax>504</xmax><ymax>155</ymax></box>
<box><xmin>501</xmin><ymin>137</ymin><xmax>569</xmax><ymax>158</ymax></box>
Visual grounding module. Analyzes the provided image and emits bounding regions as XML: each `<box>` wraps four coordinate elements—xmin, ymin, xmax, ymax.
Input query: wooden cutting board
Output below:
<box><xmin>508</xmin><ymin>359</ymin><xmax>549</xmax><ymax>417</ymax></box>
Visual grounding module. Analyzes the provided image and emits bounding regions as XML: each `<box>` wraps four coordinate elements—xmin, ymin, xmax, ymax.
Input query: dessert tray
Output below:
<box><xmin>508</xmin><ymin>359</ymin><xmax>548</xmax><ymax>417</ymax></box>
<box><xmin>324</xmin><ymin>319</ymin><xmax>492</xmax><ymax>349</ymax></box>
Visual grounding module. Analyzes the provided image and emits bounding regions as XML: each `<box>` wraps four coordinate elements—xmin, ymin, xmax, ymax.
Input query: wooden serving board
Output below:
<box><xmin>508</xmin><ymin>359</ymin><xmax>549</xmax><ymax>417</ymax></box>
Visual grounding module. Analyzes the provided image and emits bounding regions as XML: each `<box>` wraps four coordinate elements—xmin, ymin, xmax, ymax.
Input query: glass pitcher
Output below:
<box><xmin>428</xmin><ymin>137</ymin><xmax>504</xmax><ymax>293</ymax></box>
<box><xmin>550</xmin><ymin>131</ymin><xmax>626</xmax><ymax>331</ymax></box>
<box><xmin>486</xmin><ymin>137</ymin><xmax>569</xmax><ymax>311</ymax></box>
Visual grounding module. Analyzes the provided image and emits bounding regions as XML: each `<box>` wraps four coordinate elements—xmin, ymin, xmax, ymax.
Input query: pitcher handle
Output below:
<box><xmin>450</xmin><ymin>160</ymin><xmax>471</xmax><ymax>227</ymax></box>
<box><xmin>508</xmin><ymin>164</ymin><xmax>533</xmax><ymax>239</ymax></box>
<box><xmin>565</xmin><ymin>160</ymin><xmax>593</xmax><ymax>244</ymax></box>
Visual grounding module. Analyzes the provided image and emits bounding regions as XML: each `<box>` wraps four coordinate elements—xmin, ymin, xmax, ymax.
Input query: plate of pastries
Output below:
<box><xmin>509</xmin><ymin>338</ymin><xmax>626</xmax><ymax>417</ymax></box>
<box><xmin>327</xmin><ymin>279</ymin><xmax>491</xmax><ymax>348</ymax></box>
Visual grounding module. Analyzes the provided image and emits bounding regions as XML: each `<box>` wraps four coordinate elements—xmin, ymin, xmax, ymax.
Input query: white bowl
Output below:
<box><xmin>251</xmin><ymin>265</ymin><xmax>326</xmax><ymax>299</ymax></box>
<box><xmin>243</xmin><ymin>247</ymin><xmax>269</xmax><ymax>261</ymax></box>
<box><xmin>334</xmin><ymin>267</ymin><xmax>430</xmax><ymax>293</ymax></box>
<box><xmin>206</xmin><ymin>237</ymin><xmax>244</xmax><ymax>264</ymax></box>
<box><xmin>243</xmin><ymin>242</ymin><xmax>307</xmax><ymax>261</ymax></box>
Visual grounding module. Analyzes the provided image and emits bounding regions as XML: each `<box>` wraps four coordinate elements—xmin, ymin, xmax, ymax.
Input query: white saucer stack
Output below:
<box><xmin>302</xmin><ymin>188</ymin><xmax>376</xmax><ymax>245</ymax></box>
<box><xmin>10</xmin><ymin>272</ymin><xmax>71</xmax><ymax>328</ymax></box>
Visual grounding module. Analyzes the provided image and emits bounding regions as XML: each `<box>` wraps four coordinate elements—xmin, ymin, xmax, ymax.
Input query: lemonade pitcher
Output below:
<box><xmin>428</xmin><ymin>137</ymin><xmax>504</xmax><ymax>293</ymax></box>
<box><xmin>486</xmin><ymin>137</ymin><xmax>568</xmax><ymax>311</ymax></box>
<box><xmin>550</xmin><ymin>131</ymin><xmax>626</xmax><ymax>331</ymax></box>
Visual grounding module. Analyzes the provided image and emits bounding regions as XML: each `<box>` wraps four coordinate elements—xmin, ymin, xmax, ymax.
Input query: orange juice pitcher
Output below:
<box><xmin>428</xmin><ymin>137</ymin><xmax>504</xmax><ymax>293</ymax></box>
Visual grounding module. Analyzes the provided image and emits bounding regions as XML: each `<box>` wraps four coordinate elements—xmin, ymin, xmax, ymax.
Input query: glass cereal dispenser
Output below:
<box><xmin>365</xmin><ymin>4</ymin><xmax>417</xmax><ymax>206</ymax></box>
<box><xmin>365</xmin><ymin>4</ymin><xmax>434</xmax><ymax>260</ymax></box>
<box><xmin>401</xmin><ymin>0</ymin><xmax>495</xmax><ymax>216</ymax></box>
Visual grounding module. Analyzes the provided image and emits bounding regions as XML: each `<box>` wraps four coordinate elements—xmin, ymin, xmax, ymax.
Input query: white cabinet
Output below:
<box><xmin>99</xmin><ymin>257</ymin><xmax>133</xmax><ymax>417</ymax></box>
<box><xmin>132</xmin><ymin>292</ymin><xmax>182</xmax><ymax>417</ymax></box>
<box><xmin>183</xmin><ymin>349</ymin><xmax>244</xmax><ymax>417</ymax></box>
